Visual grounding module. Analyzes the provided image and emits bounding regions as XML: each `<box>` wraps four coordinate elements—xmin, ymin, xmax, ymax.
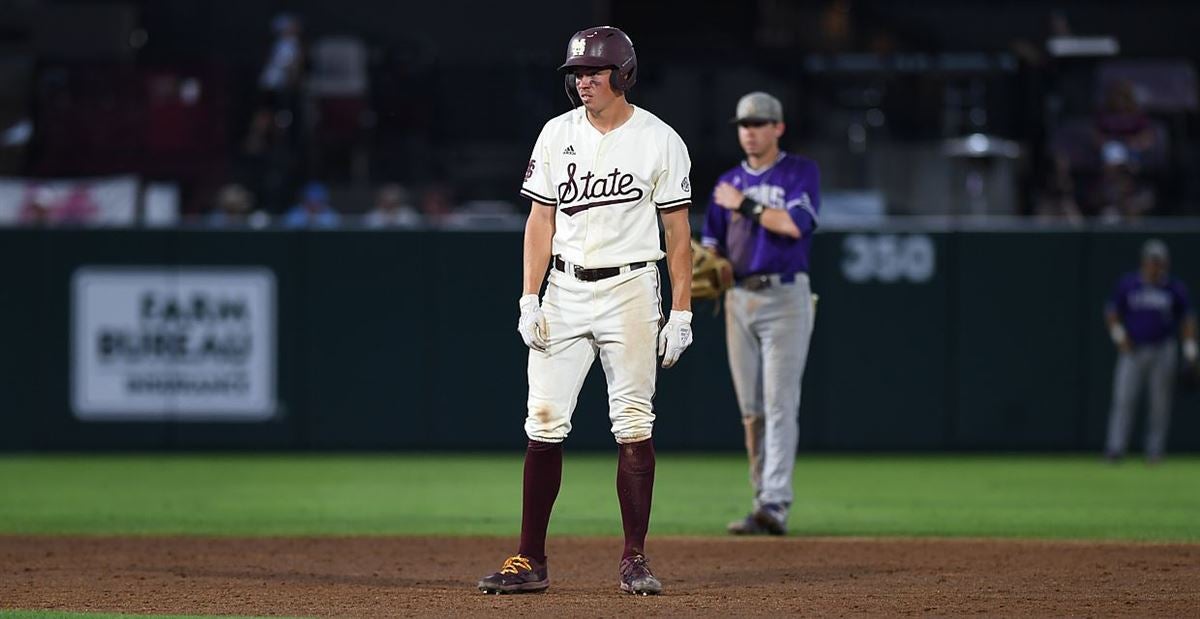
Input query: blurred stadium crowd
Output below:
<box><xmin>0</xmin><ymin>0</ymin><xmax>1198</xmax><ymax>228</ymax></box>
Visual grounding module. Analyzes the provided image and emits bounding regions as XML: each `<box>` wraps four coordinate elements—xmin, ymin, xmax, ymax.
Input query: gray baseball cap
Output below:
<box><xmin>1142</xmin><ymin>238</ymin><xmax>1170</xmax><ymax>262</ymax></box>
<box><xmin>731</xmin><ymin>91</ymin><xmax>783</xmax><ymax>124</ymax></box>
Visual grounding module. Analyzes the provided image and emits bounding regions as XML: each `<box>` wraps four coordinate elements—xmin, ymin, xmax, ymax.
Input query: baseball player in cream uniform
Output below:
<box><xmin>478</xmin><ymin>26</ymin><xmax>693</xmax><ymax>596</ymax></box>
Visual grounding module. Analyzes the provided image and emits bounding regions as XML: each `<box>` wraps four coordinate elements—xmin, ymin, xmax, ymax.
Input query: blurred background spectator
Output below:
<box><xmin>0</xmin><ymin>1</ymin><xmax>1199</xmax><ymax>227</ymax></box>
<box><xmin>238</xmin><ymin>105</ymin><xmax>296</xmax><ymax>213</ymax></box>
<box><xmin>258</xmin><ymin>14</ymin><xmax>305</xmax><ymax>110</ymax></box>
<box><xmin>364</xmin><ymin>183</ymin><xmax>420</xmax><ymax>228</ymax></box>
<box><xmin>282</xmin><ymin>181</ymin><xmax>339</xmax><ymax>228</ymax></box>
<box><xmin>206</xmin><ymin>183</ymin><xmax>270</xmax><ymax>228</ymax></box>
<box><xmin>1090</xmin><ymin>80</ymin><xmax>1162</xmax><ymax>221</ymax></box>
<box><xmin>417</xmin><ymin>184</ymin><xmax>454</xmax><ymax>227</ymax></box>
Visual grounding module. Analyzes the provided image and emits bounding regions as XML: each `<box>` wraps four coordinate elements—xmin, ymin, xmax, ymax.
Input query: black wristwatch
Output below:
<box><xmin>738</xmin><ymin>198</ymin><xmax>765</xmax><ymax>221</ymax></box>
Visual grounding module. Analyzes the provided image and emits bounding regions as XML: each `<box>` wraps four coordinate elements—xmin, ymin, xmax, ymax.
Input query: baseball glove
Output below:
<box><xmin>1179</xmin><ymin>362</ymin><xmax>1200</xmax><ymax>393</ymax></box>
<box><xmin>691</xmin><ymin>239</ymin><xmax>733</xmax><ymax>301</ymax></box>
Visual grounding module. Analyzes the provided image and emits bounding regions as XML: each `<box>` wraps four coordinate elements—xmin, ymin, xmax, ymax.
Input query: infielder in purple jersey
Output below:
<box><xmin>1104</xmin><ymin>239</ymin><xmax>1197</xmax><ymax>463</ymax></box>
<box><xmin>701</xmin><ymin>92</ymin><xmax>819</xmax><ymax>535</ymax></box>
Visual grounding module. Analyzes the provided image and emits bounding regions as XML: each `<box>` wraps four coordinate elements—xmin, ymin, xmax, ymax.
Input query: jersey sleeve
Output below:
<box><xmin>701</xmin><ymin>179</ymin><xmax>728</xmax><ymax>253</ymax></box>
<box><xmin>1106</xmin><ymin>277</ymin><xmax>1128</xmax><ymax>316</ymax></box>
<box><xmin>520</xmin><ymin>124</ymin><xmax>557</xmax><ymax>207</ymax></box>
<box><xmin>652</xmin><ymin>129</ymin><xmax>692</xmax><ymax>209</ymax></box>
<box><xmin>784</xmin><ymin>161</ymin><xmax>820</xmax><ymax>236</ymax></box>
<box><xmin>1173</xmin><ymin>280</ymin><xmax>1194</xmax><ymax>320</ymax></box>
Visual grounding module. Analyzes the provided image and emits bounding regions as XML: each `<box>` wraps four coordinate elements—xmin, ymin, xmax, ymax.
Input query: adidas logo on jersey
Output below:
<box><xmin>563</xmin><ymin>145</ymin><xmax>576</xmax><ymax>155</ymax></box>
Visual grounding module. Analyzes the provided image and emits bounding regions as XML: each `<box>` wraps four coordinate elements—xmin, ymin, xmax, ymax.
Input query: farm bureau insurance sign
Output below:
<box><xmin>71</xmin><ymin>267</ymin><xmax>277</xmax><ymax>421</ymax></box>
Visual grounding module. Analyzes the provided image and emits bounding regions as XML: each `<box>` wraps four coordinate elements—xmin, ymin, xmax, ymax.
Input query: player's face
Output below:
<box><xmin>572</xmin><ymin>68</ymin><xmax>619</xmax><ymax>111</ymax></box>
<box><xmin>737</xmin><ymin>121</ymin><xmax>785</xmax><ymax>157</ymax></box>
<box><xmin>1142</xmin><ymin>257</ymin><xmax>1168</xmax><ymax>283</ymax></box>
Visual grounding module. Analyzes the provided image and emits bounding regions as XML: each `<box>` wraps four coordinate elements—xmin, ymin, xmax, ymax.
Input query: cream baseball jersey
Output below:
<box><xmin>521</xmin><ymin>106</ymin><xmax>692</xmax><ymax>269</ymax></box>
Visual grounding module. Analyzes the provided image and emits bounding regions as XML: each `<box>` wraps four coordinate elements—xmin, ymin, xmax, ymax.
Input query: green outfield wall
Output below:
<box><xmin>1</xmin><ymin>227</ymin><xmax>1198</xmax><ymax>452</ymax></box>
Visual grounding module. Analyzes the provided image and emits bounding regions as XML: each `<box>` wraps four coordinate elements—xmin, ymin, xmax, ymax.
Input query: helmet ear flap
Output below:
<box><xmin>610</xmin><ymin>57</ymin><xmax>636</xmax><ymax>93</ymax></box>
<box><xmin>622</xmin><ymin>64</ymin><xmax>637</xmax><ymax>91</ymax></box>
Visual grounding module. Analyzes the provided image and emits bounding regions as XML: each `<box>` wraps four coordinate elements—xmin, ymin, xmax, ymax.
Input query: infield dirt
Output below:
<box><xmin>3</xmin><ymin>536</ymin><xmax>1198</xmax><ymax>617</ymax></box>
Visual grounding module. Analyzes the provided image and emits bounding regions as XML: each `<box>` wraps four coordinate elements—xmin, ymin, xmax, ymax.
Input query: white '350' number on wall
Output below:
<box><xmin>842</xmin><ymin>234</ymin><xmax>936</xmax><ymax>283</ymax></box>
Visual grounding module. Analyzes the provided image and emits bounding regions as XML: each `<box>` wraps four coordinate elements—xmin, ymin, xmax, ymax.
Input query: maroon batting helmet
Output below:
<box><xmin>558</xmin><ymin>26</ymin><xmax>637</xmax><ymax>102</ymax></box>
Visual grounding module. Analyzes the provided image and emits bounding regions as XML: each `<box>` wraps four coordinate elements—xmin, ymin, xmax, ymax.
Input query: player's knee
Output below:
<box><xmin>740</xmin><ymin>410</ymin><xmax>764</xmax><ymax>422</ymax></box>
<box><xmin>525</xmin><ymin>401</ymin><xmax>569</xmax><ymax>442</ymax></box>
<box><xmin>525</xmin><ymin>429</ymin><xmax>566</xmax><ymax>443</ymax></box>
<box><xmin>609</xmin><ymin>404</ymin><xmax>654</xmax><ymax>444</ymax></box>
<box><xmin>614</xmin><ymin>431</ymin><xmax>652</xmax><ymax>445</ymax></box>
<box><xmin>525</xmin><ymin>423</ymin><xmax>568</xmax><ymax>443</ymax></box>
<box><xmin>611</xmin><ymin>413</ymin><xmax>654</xmax><ymax>444</ymax></box>
<box><xmin>528</xmin><ymin>401</ymin><xmax>557</xmax><ymax>424</ymax></box>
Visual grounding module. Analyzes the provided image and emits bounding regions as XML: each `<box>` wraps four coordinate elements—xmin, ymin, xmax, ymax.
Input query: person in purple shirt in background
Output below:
<box><xmin>702</xmin><ymin>92</ymin><xmax>819</xmax><ymax>535</ymax></box>
<box><xmin>1104</xmin><ymin>239</ymin><xmax>1197</xmax><ymax>464</ymax></box>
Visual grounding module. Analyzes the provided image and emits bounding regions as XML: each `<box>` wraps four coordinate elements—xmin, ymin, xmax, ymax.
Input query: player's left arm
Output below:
<box><xmin>777</xmin><ymin>161</ymin><xmax>821</xmax><ymax>240</ymax></box>
<box><xmin>1183</xmin><ymin>316</ymin><xmax>1198</xmax><ymax>363</ymax></box>
<box><xmin>752</xmin><ymin>198</ymin><xmax>802</xmax><ymax>239</ymax></box>
<box><xmin>661</xmin><ymin>205</ymin><xmax>693</xmax><ymax>312</ymax></box>
<box><xmin>759</xmin><ymin>207</ymin><xmax>801</xmax><ymax>238</ymax></box>
<box><xmin>653</xmin><ymin>128</ymin><xmax>694</xmax><ymax>312</ymax></box>
<box><xmin>1175</xmin><ymin>281</ymin><xmax>1197</xmax><ymax>363</ymax></box>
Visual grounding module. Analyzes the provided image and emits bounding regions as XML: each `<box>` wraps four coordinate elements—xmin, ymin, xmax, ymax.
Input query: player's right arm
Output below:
<box><xmin>519</xmin><ymin>124</ymin><xmax>558</xmax><ymax>296</ymax></box>
<box><xmin>516</xmin><ymin>124</ymin><xmax>558</xmax><ymax>352</ymax></box>
<box><xmin>517</xmin><ymin>205</ymin><xmax>554</xmax><ymax>353</ymax></box>
<box><xmin>523</xmin><ymin>204</ymin><xmax>555</xmax><ymax>295</ymax></box>
<box><xmin>1105</xmin><ymin>281</ymin><xmax>1131</xmax><ymax>353</ymax></box>
<box><xmin>702</xmin><ymin>178</ymin><xmax>734</xmax><ymax>286</ymax></box>
<box><xmin>1104</xmin><ymin>309</ymin><xmax>1130</xmax><ymax>353</ymax></box>
<box><xmin>701</xmin><ymin>177</ymin><xmax>729</xmax><ymax>253</ymax></box>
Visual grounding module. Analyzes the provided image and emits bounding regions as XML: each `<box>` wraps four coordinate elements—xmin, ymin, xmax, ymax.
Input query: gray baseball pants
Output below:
<box><xmin>725</xmin><ymin>274</ymin><xmax>814</xmax><ymax>513</ymax></box>
<box><xmin>1106</xmin><ymin>339</ymin><xmax>1177</xmax><ymax>459</ymax></box>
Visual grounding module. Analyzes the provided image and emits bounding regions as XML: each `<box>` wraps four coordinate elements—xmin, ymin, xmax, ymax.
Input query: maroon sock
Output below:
<box><xmin>616</xmin><ymin>438</ymin><xmax>656</xmax><ymax>559</ymax></box>
<box><xmin>517</xmin><ymin>440</ymin><xmax>563</xmax><ymax>564</ymax></box>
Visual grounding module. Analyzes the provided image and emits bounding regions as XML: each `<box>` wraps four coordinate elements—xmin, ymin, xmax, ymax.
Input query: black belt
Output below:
<box><xmin>736</xmin><ymin>272</ymin><xmax>800</xmax><ymax>291</ymax></box>
<box><xmin>553</xmin><ymin>256</ymin><xmax>649</xmax><ymax>282</ymax></box>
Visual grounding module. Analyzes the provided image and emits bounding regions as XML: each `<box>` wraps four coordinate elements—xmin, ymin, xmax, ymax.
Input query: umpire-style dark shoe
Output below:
<box><xmin>477</xmin><ymin>555</ymin><xmax>549</xmax><ymax>594</ymax></box>
<box><xmin>619</xmin><ymin>554</ymin><xmax>663</xmax><ymax>595</ymax></box>
<box><xmin>753</xmin><ymin>503</ymin><xmax>788</xmax><ymax>536</ymax></box>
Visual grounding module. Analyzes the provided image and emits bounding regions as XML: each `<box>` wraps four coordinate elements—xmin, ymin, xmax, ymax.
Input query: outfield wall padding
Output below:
<box><xmin>1</xmin><ymin>227</ymin><xmax>1198</xmax><ymax>452</ymax></box>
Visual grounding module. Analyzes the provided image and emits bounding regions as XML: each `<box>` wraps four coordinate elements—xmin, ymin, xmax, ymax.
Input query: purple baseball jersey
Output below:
<box><xmin>700</xmin><ymin>152</ymin><xmax>820</xmax><ymax>277</ymax></box>
<box><xmin>1107</xmin><ymin>273</ymin><xmax>1193</xmax><ymax>345</ymax></box>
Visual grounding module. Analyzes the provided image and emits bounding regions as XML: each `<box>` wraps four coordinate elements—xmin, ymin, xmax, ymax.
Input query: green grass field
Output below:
<box><xmin>1</xmin><ymin>453</ymin><xmax>1197</xmax><ymax>541</ymax></box>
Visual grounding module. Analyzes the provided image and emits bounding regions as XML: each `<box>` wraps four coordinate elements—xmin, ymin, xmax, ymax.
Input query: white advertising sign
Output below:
<box><xmin>0</xmin><ymin>175</ymin><xmax>140</xmax><ymax>225</ymax></box>
<box><xmin>71</xmin><ymin>267</ymin><xmax>277</xmax><ymax>421</ymax></box>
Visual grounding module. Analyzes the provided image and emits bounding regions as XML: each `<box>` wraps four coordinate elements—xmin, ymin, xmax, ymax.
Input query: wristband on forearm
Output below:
<box><xmin>738</xmin><ymin>198</ymin><xmax>765</xmax><ymax>221</ymax></box>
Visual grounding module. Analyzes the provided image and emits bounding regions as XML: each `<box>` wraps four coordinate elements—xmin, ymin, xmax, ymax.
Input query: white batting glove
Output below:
<box><xmin>658</xmin><ymin>310</ymin><xmax>693</xmax><ymax>369</ymax></box>
<box><xmin>518</xmin><ymin>294</ymin><xmax>549</xmax><ymax>353</ymax></box>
